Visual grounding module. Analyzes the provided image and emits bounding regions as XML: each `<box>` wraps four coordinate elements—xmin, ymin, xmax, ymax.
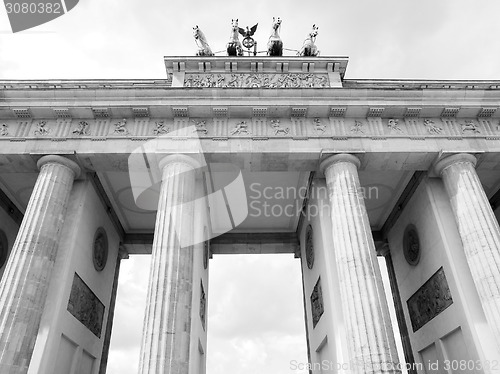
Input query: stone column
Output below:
<box><xmin>320</xmin><ymin>154</ymin><xmax>400</xmax><ymax>374</ymax></box>
<box><xmin>139</xmin><ymin>155</ymin><xmax>198</xmax><ymax>374</ymax></box>
<box><xmin>0</xmin><ymin>155</ymin><xmax>80</xmax><ymax>374</ymax></box>
<box><xmin>434</xmin><ymin>153</ymin><xmax>500</xmax><ymax>348</ymax></box>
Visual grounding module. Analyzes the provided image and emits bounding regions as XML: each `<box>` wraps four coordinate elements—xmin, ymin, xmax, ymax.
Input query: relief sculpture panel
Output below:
<box><xmin>310</xmin><ymin>277</ymin><xmax>324</xmax><ymax>328</ymax></box>
<box><xmin>67</xmin><ymin>273</ymin><xmax>105</xmax><ymax>338</ymax></box>
<box><xmin>184</xmin><ymin>73</ymin><xmax>329</xmax><ymax>88</ymax></box>
<box><xmin>407</xmin><ymin>267</ymin><xmax>453</xmax><ymax>332</ymax></box>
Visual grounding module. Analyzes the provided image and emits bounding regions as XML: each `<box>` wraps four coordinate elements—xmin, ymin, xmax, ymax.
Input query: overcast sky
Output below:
<box><xmin>2</xmin><ymin>1</ymin><xmax>500</xmax><ymax>373</ymax></box>
<box><xmin>2</xmin><ymin>0</ymin><xmax>500</xmax><ymax>80</ymax></box>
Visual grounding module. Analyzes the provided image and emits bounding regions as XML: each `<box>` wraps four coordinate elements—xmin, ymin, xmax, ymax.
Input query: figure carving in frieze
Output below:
<box><xmin>423</xmin><ymin>119</ymin><xmax>443</xmax><ymax>134</ymax></box>
<box><xmin>314</xmin><ymin>118</ymin><xmax>326</xmax><ymax>133</ymax></box>
<box><xmin>215</xmin><ymin>74</ymin><xmax>226</xmax><ymax>88</ymax></box>
<box><xmin>73</xmin><ymin>121</ymin><xmax>90</xmax><ymax>136</ymax></box>
<box><xmin>113</xmin><ymin>119</ymin><xmax>129</xmax><ymax>135</ymax></box>
<box><xmin>153</xmin><ymin>121</ymin><xmax>170</xmax><ymax>135</ymax></box>
<box><xmin>387</xmin><ymin>119</ymin><xmax>403</xmax><ymax>133</ymax></box>
<box><xmin>192</xmin><ymin>120</ymin><xmax>208</xmax><ymax>135</ymax></box>
<box><xmin>0</xmin><ymin>123</ymin><xmax>8</xmax><ymax>136</ymax></box>
<box><xmin>244</xmin><ymin>74</ymin><xmax>262</xmax><ymax>88</ymax></box>
<box><xmin>227</xmin><ymin>19</ymin><xmax>244</xmax><ymax>56</ymax></box>
<box><xmin>461</xmin><ymin>120</ymin><xmax>480</xmax><ymax>134</ymax></box>
<box><xmin>270</xmin><ymin>119</ymin><xmax>289</xmax><ymax>135</ymax></box>
<box><xmin>193</xmin><ymin>25</ymin><xmax>214</xmax><ymax>56</ymax></box>
<box><xmin>298</xmin><ymin>24</ymin><xmax>320</xmax><ymax>57</ymax></box>
<box><xmin>351</xmin><ymin>120</ymin><xmax>364</xmax><ymax>133</ymax></box>
<box><xmin>227</xmin><ymin>74</ymin><xmax>241</xmax><ymax>88</ymax></box>
<box><xmin>267</xmin><ymin>17</ymin><xmax>283</xmax><ymax>56</ymax></box>
<box><xmin>230</xmin><ymin>121</ymin><xmax>251</xmax><ymax>135</ymax></box>
<box><xmin>34</xmin><ymin>121</ymin><xmax>49</xmax><ymax>135</ymax></box>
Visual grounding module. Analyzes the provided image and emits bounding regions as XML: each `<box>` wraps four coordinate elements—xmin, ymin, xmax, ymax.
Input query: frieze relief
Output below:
<box><xmin>73</xmin><ymin>121</ymin><xmax>90</xmax><ymax>136</ymax></box>
<box><xmin>184</xmin><ymin>73</ymin><xmax>330</xmax><ymax>88</ymax></box>
<box><xmin>34</xmin><ymin>121</ymin><xmax>50</xmax><ymax>136</ymax></box>
<box><xmin>0</xmin><ymin>117</ymin><xmax>497</xmax><ymax>140</ymax></box>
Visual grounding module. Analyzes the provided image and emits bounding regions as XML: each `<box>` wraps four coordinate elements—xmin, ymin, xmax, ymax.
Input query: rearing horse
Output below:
<box><xmin>227</xmin><ymin>19</ymin><xmax>243</xmax><ymax>56</ymax></box>
<box><xmin>267</xmin><ymin>17</ymin><xmax>283</xmax><ymax>56</ymax></box>
<box><xmin>193</xmin><ymin>25</ymin><xmax>214</xmax><ymax>56</ymax></box>
<box><xmin>298</xmin><ymin>24</ymin><xmax>320</xmax><ymax>57</ymax></box>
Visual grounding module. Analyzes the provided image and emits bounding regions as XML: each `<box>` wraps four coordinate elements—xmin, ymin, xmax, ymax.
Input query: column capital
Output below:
<box><xmin>319</xmin><ymin>153</ymin><xmax>361</xmax><ymax>173</ymax></box>
<box><xmin>37</xmin><ymin>155</ymin><xmax>81</xmax><ymax>179</ymax></box>
<box><xmin>158</xmin><ymin>154</ymin><xmax>201</xmax><ymax>172</ymax></box>
<box><xmin>433</xmin><ymin>153</ymin><xmax>477</xmax><ymax>177</ymax></box>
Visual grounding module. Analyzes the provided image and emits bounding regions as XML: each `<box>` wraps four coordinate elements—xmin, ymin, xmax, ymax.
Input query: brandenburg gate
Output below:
<box><xmin>0</xmin><ymin>54</ymin><xmax>500</xmax><ymax>374</ymax></box>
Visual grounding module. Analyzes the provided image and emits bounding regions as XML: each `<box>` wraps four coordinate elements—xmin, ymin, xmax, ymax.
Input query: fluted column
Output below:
<box><xmin>435</xmin><ymin>153</ymin><xmax>500</xmax><ymax>348</ymax></box>
<box><xmin>320</xmin><ymin>154</ymin><xmax>400</xmax><ymax>374</ymax></box>
<box><xmin>0</xmin><ymin>155</ymin><xmax>80</xmax><ymax>374</ymax></box>
<box><xmin>139</xmin><ymin>155</ymin><xmax>198</xmax><ymax>374</ymax></box>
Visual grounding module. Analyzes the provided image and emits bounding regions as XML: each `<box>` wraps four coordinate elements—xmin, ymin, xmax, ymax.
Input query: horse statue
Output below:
<box><xmin>298</xmin><ymin>24</ymin><xmax>320</xmax><ymax>57</ymax></box>
<box><xmin>227</xmin><ymin>19</ymin><xmax>243</xmax><ymax>56</ymax></box>
<box><xmin>193</xmin><ymin>25</ymin><xmax>214</xmax><ymax>56</ymax></box>
<box><xmin>267</xmin><ymin>17</ymin><xmax>283</xmax><ymax>56</ymax></box>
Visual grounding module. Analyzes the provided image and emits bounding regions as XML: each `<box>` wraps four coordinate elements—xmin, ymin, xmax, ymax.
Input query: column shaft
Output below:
<box><xmin>139</xmin><ymin>156</ymin><xmax>197</xmax><ymax>374</ymax></box>
<box><xmin>435</xmin><ymin>153</ymin><xmax>500</xmax><ymax>348</ymax></box>
<box><xmin>321</xmin><ymin>154</ymin><xmax>400</xmax><ymax>374</ymax></box>
<box><xmin>0</xmin><ymin>155</ymin><xmax>79</xmax><ymax>374</ymax></box>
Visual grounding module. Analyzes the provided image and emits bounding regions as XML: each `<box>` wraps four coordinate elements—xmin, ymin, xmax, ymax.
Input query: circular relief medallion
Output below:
<box><xmin>305</xmin><ymin>225</ymin><xmax>314</xmax><ymax>269</ymax></box>
<box><xmin>93</xmin><ymin>227</ymin><xmax>108</xmax><ymax>272</ymax></box>
<box><xmin>0</xmin><ymin>230</ymin><xmax>8</xmax><ymax>268</ymax></box>
<box><xmin>403</xmin><ymin>224</ymin><xmax>420</xmax><ymax>266</ymax></box>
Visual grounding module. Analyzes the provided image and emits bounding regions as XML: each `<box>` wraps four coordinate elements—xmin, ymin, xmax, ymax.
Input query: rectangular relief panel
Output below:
<box><xmin>407</xmin><ymin>267</ymin><xmax>453</xmax><ymax>332</ymax></box>
<box><xmin>310</xmin><ymin>277</ymin><xmax>324</xmax><ymax>328</ymax></box>
<box><xmin>200</xmin><ymin>280</ymin><xmax>206</xmax><ymax>330</ymax></box>
<box><xmin>67</xmin><ymin>273</ymin><xmax>105</xmax><ymax>338</ymax></box>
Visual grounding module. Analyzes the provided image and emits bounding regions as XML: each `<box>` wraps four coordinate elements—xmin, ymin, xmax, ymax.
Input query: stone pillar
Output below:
<box><xmin>0</xmin><ymin>155</ymin><xmax>80</xmax><ymax>374</ymax></box>
<box><xmin>320</xmin><ymin>154</ymin><xmax>400</xmax><ymax>374</ymax></box>
<box><xmin>434</xmin><ymin>153</ymin><xmax>500</xmax><ymax>349</ymax></box>
<box><xmin>139</xmin><ymin>155</ymin><xmax>198</xmax><ymax>374</ymax></box>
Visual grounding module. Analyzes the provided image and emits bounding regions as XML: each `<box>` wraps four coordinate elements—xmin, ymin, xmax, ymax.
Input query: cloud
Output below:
<box><xmin>3</xmin><ymin>0</ymin><xmax>500</xmax><ymax>79</ymax></box>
